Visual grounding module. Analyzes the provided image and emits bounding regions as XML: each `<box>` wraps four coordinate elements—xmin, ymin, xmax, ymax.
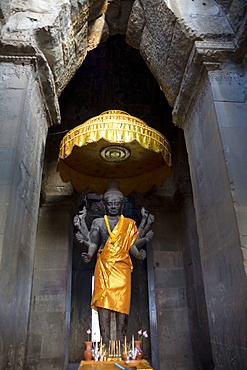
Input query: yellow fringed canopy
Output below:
<box><xmin>57</xmin><ymin>110</ymin><xmax>172</xmax><ymax>195</ymax></box>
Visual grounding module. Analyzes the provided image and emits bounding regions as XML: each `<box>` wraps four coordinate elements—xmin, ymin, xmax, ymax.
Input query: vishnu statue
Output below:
<box><xmin>74</xmin><ymin>182</ymin><xmax>154</xmax><ymax>347</ymax></box>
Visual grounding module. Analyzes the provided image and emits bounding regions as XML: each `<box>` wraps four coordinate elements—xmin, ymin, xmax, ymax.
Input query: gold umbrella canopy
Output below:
<box><xmin>57</xmin><ymin>110</ymin><xmax>172</xmax><ymax>195</ymax></box>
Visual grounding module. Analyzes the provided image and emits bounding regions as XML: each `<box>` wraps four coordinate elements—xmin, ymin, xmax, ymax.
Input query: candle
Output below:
<box><xmin>124</xmin><ymin>336</ymin><xmax>127</xmax><ymax>352</ymax></box>
<box><xmin>109</xmin><ymin>340</ymin><xmax>112</xmax><ymax>357</ymax></box>
<box><xmin>100</xmin><ymin>336</ymin><xmax>102</xmax><ymax>355</ymax></box>
<box><xmin>113</xmin><ymin>340</ymin><xmax>115</xmax><ymax>357</ymax></box>
<box><xmin>132</xmin><ymin>335</ymin><xmax>135</xmax><ymax>357</ymax></box>
<box><xmin>112</xmin><ymin>340</ymin><xmax>115</xmax><ymax>357</ymax></box>
<box><xmin>95</xmin><ymin>340</ymin><xmax>98</xmax><ymax>359</ymax></box>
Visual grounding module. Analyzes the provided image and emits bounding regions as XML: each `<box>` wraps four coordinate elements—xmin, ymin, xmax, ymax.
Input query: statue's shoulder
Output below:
<box><xmin>91</xmin><ymin>217</ymin><xmax>104</xmax><ymax>228</ymax></box>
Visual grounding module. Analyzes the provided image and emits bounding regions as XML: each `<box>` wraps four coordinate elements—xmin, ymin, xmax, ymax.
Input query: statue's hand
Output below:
<box><xmin>79</xmin><ymin>206</ymin><xmax>87</xmax><ymax>220</ymax></box>
<box><xmin>81</xmin><ymin>252</ymin><xmax>91</xmax><ymax>264</ymax></box>
<box><xmin>147</xmin><ymin>213</ymin><xmax>155</xmax><ymax>225</ymax></box>
<box><xmin>75</xmin><ymin>231</ymin><xmax>84</xmax><ymax>244</ymax></box>
<box><xmin>145</xmin><ymin>230</ymin><xmax>154</xmax><ymax>242</ymax></box>
<box><xmin>73</xmin><ymin>215</ymin><xmax>80</xmax><ymax>228</ymax></box>
<box><xmin>74</xmin><ymin>207</ymin><xmax>87</xmax><ymax>227</ymax></box>
<box><xmin>139</xmin><ymin>249</ymin><xmax>146</xmax><ymax>260</ymax></box>
<box><xmin>141</xmin><ymin>207</ymin><xmax>149</xmax><ymax>219</ymax></box>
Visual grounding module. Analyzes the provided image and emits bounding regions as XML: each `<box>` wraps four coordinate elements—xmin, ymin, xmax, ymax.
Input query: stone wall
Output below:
<box><xmin>0</xmin><ymin>59</ymin><xmax>48</xmax><ymax>369</ymax></box>
<box><xmin>26</xmin><ymin>196</ymin><xmax>73</xmax><ymax>370</ymax></box>
<box><xmin>152</xmin><ymin>208</ymin><xmax>194</xmax><ymax>370</ymax></box>
<box><xmin>184</xmin><ymin>64</ymin><xmax>247</xmax><ymax>368</ymax></box>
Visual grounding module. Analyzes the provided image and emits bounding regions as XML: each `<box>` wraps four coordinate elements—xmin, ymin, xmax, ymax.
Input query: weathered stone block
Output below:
<box><xmin>209</xmin><ymin>71</ymin><xmax>245</xmax><ymax>102</ymax></box>
<box><xmin>166</xmin><ymin>0</ymin><xmax>220</xmax><ymax>17</ymax></box>
<box><xmin>88</xmin><ymin>0</ymin><xmax>108</xmax><ymax>22</ymax></box>
<box><xmin>87</xmin><ymin>15</ymin><xmax>109</xmax><ymax>51</ymax></box>
<box><xmin>35</xmin><ymin>249</ymin><xmax>70</xmax><ymax>270</ymax></box>
<box><xmin>155</xmin><ymin>235</ymin><xmax>180</xmax><ymax>251</ymax></box>
<box><xmin>156</xmin><ymin>287</ymin><xmax>186</xmax><ymax>309</ymax></box>
<box><xmin>188</xmin><ymin>15</ymin><xmax>233</xmax><ymax>37</ymax></box>
<box><xmin>106</xmin><ymin>0</ymin><xmax>133</xmax><ymax>35</ymax></box>
<box><xmin>154</xmin><ymin>251</ymin><xmax>183</xmax><ymax>269</ymax></box>
<box><xmin>34</xmin><ymin>356</ymin><xmax>65</xmax><ymax>370</ymax></box>
<box><xmin>139</xmin><ymin>15</ymin><xmax>188</xmax><ymax>106</ymax></box>
<box><xmin>155</xmin><ymin>267</ymin><xmax>185</xmax><ymax>289</ymax></box>
<box><xmin>42</xmin><ymin>332</ymin><xmax>67</xmax><ymax>357</ymax></box>
<box><xmin>228</xmin><ymin>1</ymin><xmax>247</xmax><ymax>33</ymax></box>
<box><xmin>126</xmin><ymin>0</ymin><xmax>145</xmax><ymax>49</ymax></box>
<box><xmin>215</xmin><ymin>101</ymin><xmax>247</xmax><ymax>128</ymax></box>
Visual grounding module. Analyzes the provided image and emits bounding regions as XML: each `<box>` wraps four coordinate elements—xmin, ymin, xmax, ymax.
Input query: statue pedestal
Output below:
<box><xmin>78</xmin><ymin>359</ymin><xmax>153</xmax><ymax>369</ymax></box>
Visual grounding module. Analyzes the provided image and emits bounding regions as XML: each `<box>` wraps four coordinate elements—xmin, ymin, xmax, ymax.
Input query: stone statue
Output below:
<box><xmin>73</xmin><ymin>182</ymin><xmax>154</xmax><ymax>347</ymax></box>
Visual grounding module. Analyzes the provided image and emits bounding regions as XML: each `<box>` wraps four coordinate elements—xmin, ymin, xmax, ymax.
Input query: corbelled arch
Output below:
<box><xmin>1</xmin><ymin>0</ymin><xmax>245</xmax><ymax>133</ymax></box>
<box><xmin>1</xmin><ymin>0</ymin><xmax>241</xmax><ymax>108</ymax></box>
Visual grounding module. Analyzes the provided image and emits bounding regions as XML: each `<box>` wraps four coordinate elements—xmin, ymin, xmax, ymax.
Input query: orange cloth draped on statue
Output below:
<box><xmin>91</xmin><ymin>217</ymin><xmax>138</xmax><ymax>315</ymax></box>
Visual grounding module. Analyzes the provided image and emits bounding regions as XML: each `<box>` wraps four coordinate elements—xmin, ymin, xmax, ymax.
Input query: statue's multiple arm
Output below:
<box><xmin>135</xmin><ymin>207</ymin><xmax>154</xmax><ymax>249</ymax></box>
<box><xmin>74</xmin><ymin>206</ymin><xmax>89</xmax><ymax>243</ymax></box>
<box><xmin>74</xmin><ymin>206</ymin><xmax>155</xmax><ymax>263</ymax></box>
<box><xmin>74</xmin><ymin>208</ymin><xmax>99</xmax><ymax>263</ymax></box>
<box><xmin>139</xmin><ymin>208</ymin><xmax>154</xmax><ymax>235</ymax></box>
<box><xmin>135</xmin><ymin>229</ymin><xmax>154</xmax><ymax>248</ymax></box>
<box><xmin>137</xmin><ymin>207</ymin><xmax>149</xmax><ymax>238</ymax></box>
<box><xmin>81</xmin><ymin>219</ymin><xmax>102</xmax><ymax>263</ymax></box>
<box><xmin>129</xmin><ymin>208</ymin><xmax>154</xmax><ymax>260</ymax></box>
<box><xmin>129</xmin><ymin>244</ymin><xmax>146</xmax><ymax>260</ymax></box>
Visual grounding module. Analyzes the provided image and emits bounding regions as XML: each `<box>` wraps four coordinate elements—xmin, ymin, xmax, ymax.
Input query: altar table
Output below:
<box><xmin>78</xmin><ymin>359</ymin><xmax>153</xmax><ymax>370</ymax></box>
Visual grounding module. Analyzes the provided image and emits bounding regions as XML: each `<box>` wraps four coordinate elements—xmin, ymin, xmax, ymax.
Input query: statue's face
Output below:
<box><xmin>105</xmin><ymin>195</ymin><xmax>122</xmax><ymax>216</ymax></box>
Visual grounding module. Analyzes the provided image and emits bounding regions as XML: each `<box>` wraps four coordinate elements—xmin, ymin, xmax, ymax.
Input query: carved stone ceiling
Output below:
<box><xmin>0</xmin><ymin>0</ymin><xmax>246</xmax><ymax>124</ymax></box>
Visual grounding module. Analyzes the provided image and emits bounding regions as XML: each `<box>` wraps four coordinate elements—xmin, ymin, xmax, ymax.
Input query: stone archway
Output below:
<box><xmin>31</xmin><ymin>32</ymin><xmax>213</xmax><ymax>370</ymax></box>
<box><xmin>42</xmin><ymin>33</ymin><xmax>186</xmax><ymax>367</ymax></box>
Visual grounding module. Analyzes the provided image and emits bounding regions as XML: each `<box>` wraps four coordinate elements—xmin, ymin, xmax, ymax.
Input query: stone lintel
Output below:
<box><xmin>195</xmin><ymin>40</ymin><xmax>236</xmax><ymax>61</ymax></box>
<box><xmin>0</xmin><ymin>43</ymin><xmax>61</xmax><ymax>127</ymax></box>
<box><xmin>0</xmin><ymin>54</ymin><xmax>36</xmax><ymax>64</ymax></box>
<box><xmin>172</xmin><ymin>40</ymin><xmax>236</xmax><ymax>128</ymax></box>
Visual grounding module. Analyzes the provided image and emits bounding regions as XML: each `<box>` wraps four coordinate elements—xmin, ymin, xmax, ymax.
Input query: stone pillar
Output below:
<box><xmin>210</xmin><ymin>67</ymin><xmax>247</xmax><ymax>267</ymax></box>
<box><xmin>182</xmin><ymin>62</ymin><xmax>247</xmax><ymax>368</ymax></box>
<box><xmin>180</xmin><ymin>192</ymin><xmax>214</xmax><ymax>369</ymax></box>
<box><xmin>26</xmin><ymin>195</ymin><xmax>73</xmax><ymax>370</ymax></box>
<box><xmin>0</xmin><ymin>56</ymin><xmax>49</xmax><ymax>369</ymax></box>
<box><xmin>174</xmin><ymin>134</ymin><xmax>214</xmax><ymax>369</ymax></box>
<box><xmin>145</xmin><ymin>191</ymin><xmax>194</xmax><ymax>370</ymax></box>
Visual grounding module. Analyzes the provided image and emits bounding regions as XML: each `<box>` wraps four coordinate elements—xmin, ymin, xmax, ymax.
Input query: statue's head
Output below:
<box><xmin>103</xmin><ymin>181</ymin><xmax>124</xmax><ymax>216</ymax></box>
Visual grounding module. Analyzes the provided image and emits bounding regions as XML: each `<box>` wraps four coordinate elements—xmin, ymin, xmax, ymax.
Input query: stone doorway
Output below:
<box><xmin>35</xmin><ymin>34</ymin><xmax>212</xmax><ymax>369</ymax></box>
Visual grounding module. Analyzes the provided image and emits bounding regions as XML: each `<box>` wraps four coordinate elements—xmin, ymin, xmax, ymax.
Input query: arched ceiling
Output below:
<box><xmin>47</xmin><ymin>34</ymin><xmax>178</xmax><ymax>170</ymax></box>
<box><xmin>44</xmin><ymin>33</ymin><xmax>185</xmax><ymax>198</ymax></box>
<box><xmin>58</xmin><ymin>35</ymin><xmax>175</xmax><ymax>139</ymax></box>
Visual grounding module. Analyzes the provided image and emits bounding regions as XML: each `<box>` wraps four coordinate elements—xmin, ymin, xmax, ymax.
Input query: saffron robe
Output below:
<box><xmin>91</xmin><ymin>217</ymin><xmax>138</xmax><ymax>315</ymax></box>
